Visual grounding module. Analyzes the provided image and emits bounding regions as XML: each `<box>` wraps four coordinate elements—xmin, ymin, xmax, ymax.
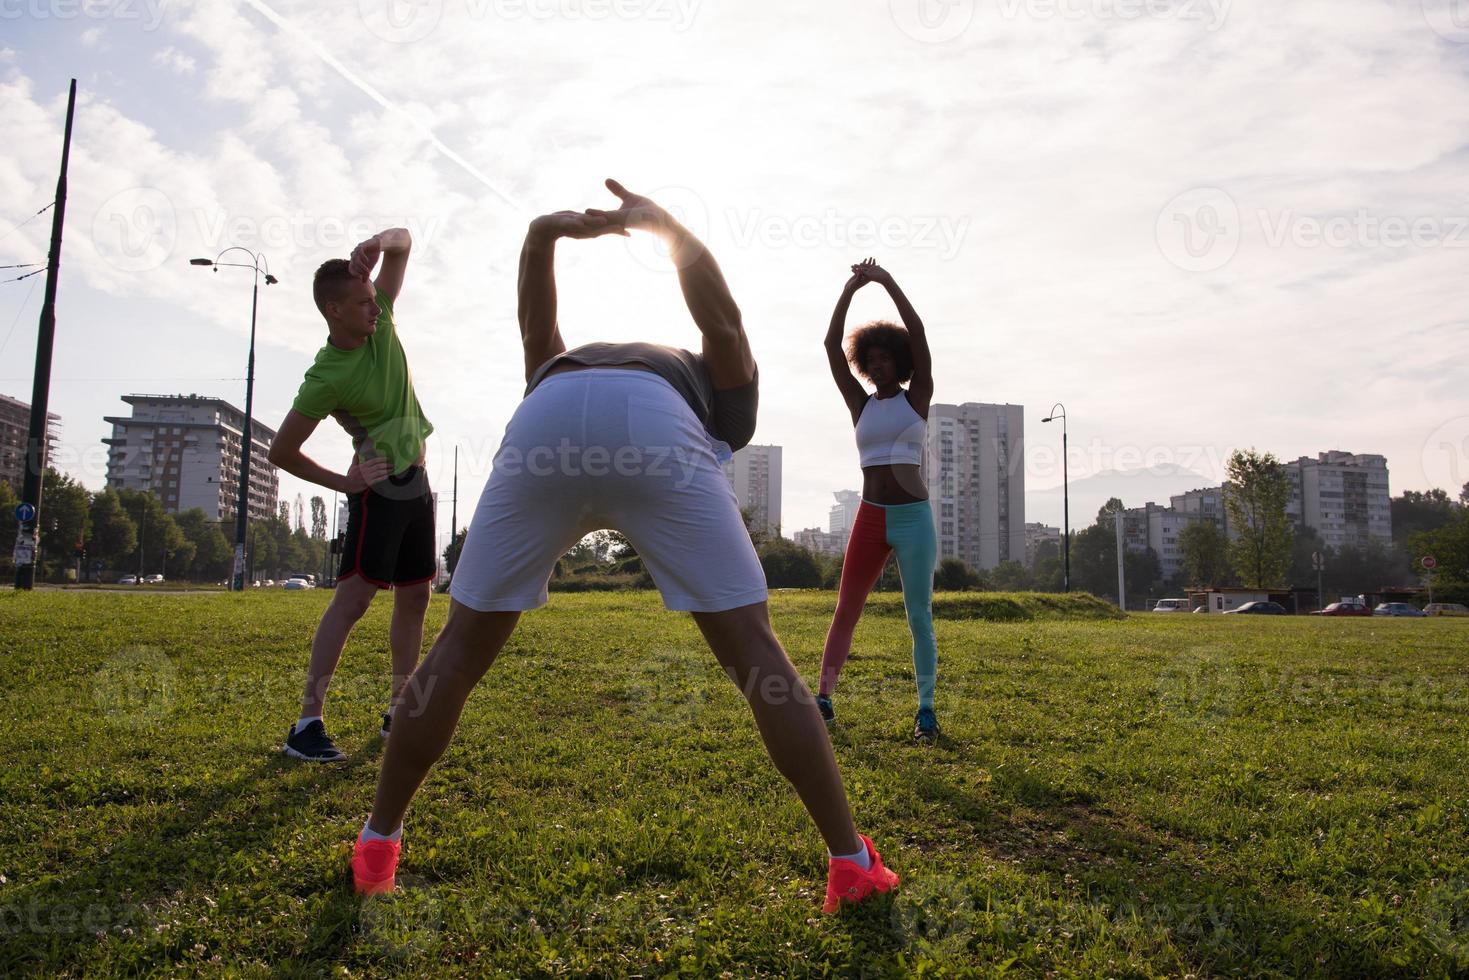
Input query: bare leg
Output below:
<box><xmin>366</xmin><ymin>600</ymin><xmax>520</xmax><ymax>834</ymax></box>
<box><xmin>388</xmin><ymin>581</ymin><xmax>433</xmax><ymax>711</ymax></box>
<box><xmin>691</xmin><ymin>601</ymin><xmax>862</xmax><ymax>857</ymax></box>
<box><xmin>299</xmin><ymin>574</ymin><xmax>381</xmax><ymax>720</ymax></box>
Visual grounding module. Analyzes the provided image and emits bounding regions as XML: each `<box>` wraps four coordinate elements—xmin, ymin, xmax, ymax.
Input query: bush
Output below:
<box><xmin>758</xmin><ymin>538</ymin><xmax>823</xmax><ymax>589</ymax></box>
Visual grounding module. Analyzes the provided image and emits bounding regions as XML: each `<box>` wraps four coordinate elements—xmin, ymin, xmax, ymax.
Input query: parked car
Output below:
<box><xmin>117</xmin><ymin>574</ymin><xmax>138</xmax><ymax>585</ymax></box>
<box><xmin>283</xmin><ymin>577</ymin><xmax>314</xmax><ymax>591</ymax></box>
<box><xmin>1423</xmin><ymin>603</ymin><xmax>1468</xmax><ymax>617</ymax></box>
<box><xmin>1152</xmin><ymin>598</ymin><xmax>1191</xmax><ymax>613</ymax></box>
<box><xmin>1223</xmin><ymin>601</ymin><xmax>1288</xmax><ymax>615</ymax></box>
<box><xmin>145</xmin><ymin>574</ymin><xmax>164</xmax><ymax>584</ymax></box>
<box><xmin>1314</xmin><ymin>601</ymin><xmax>1372</xmax><ymax>617</ymax></box>
<box><xmin>1373</xmin><ymin>602</ymin><xmax>1426</xmax><ymax>617</ymax></box>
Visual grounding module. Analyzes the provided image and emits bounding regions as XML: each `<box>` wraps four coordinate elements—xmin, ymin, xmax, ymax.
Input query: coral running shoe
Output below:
<box><xmin>822</xmin><ymin>834</ymin><xmax>899</xmax><ymax>913</ymax></box>
<box><xmin>352</xmin><ymin>835</ymin><xmax>400</xmax><ymax>895</ymax></box>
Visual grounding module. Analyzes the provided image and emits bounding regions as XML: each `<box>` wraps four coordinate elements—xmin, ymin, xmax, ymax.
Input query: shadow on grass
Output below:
<box><xmin>900</xmin><ymin>768</ymin><xmax>1413</xmax><ymax>977</ymax></box>
<box><xmin>0</xmin><ymin>740</ymin><xmax>389</xmax><ymax>973</ymax></box>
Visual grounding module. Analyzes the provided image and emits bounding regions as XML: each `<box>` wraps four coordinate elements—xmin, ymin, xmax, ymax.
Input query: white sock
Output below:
<box><xmin>359</xmin><ymin>820</ymin><xmax>402</xmax><ymax>844</ymax></box>
<box><xmin>294</xmin><ymin>715</ymin><xmax>323</xmax><ymax>733</ymax></box>
<box><xmin>830</xmin><ymin>841</ymin><xmax>872</xmax><ymax>870</ymax></box>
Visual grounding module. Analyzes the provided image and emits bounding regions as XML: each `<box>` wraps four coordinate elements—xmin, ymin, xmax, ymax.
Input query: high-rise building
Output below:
<box><xmin>1171</xmin><ymin>486</ymin><xmax>1230</xmax><ymax>535</ymax></box>
<box><xmin>1023</xmin><ymin>522</ymin><xmax>1061</xmax><ymax>569</ymax></box>
<box><xmin>1122</xmin><ymin>502</ymin><xmax>1208</xmax><ymax>583</ymax></box>
<box><xmin>0</xmin><ymin>393</ymin><xmax>61</xmax><ymax>492</ymax></box>
<box><xmin>723</xmin><ymin>444</ymin><xmax>782</xmax><ymax>537</ymax></box>
<box><xmin>1286</xmin><ymin>451</ymin><xmax>1391</xmax><ymax>550</ymax></box>
<box><xmin>924</xmin><ymin>402</ymin><xmax>1025</xmax><ymax>571</ymax></box>
<box><xmin>103</xmin><ymin>393</ymin><xmax>279</xmax><ymax>522</ymax></box>
<box><xmin>829</xmin><ymin>489</ymin><xmax>861</xmax><ymax>541</ymax></box>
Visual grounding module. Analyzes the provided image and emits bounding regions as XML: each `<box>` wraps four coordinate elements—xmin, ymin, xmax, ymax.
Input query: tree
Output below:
<box><xmin>986</xmin><ymin>560</ymin><xmax>1030</xmax><ymax>592</ymax></box>
<box><xmin>1391</xmin><ymin>488</ymin><xmax>1459</xmax><ymax>544</ymax></box>
<box><xmin>1125</xmin><ymin>548</ymin><xmax>1162</xmax><ymax>600</ymax></box>
<box><xmin>87</xmin><ymin>489</ymin><xmax>137</xmax><ymax>573</ymax></box>
<box><xmin>1289</xmin><ymin>525</ymin><xmax>1327</xmax><ymax>587</ymax></box>
<box><xmin>935</xmin><ymin>557</ymin><xmax>984</xmax><ymax>591</ymax></box>
<box><xmin>1224</xmin><ymin>449</ymin><xmax>1292</xmax><ymax>588</ymax></box>
<box><xmin>1178</xmin><ymin>520</ymin><xmax>1230</xmax><ymax>587</ymax></box>
<box><xmin>444</xmin><ymin>528</ymin><xmax>467</xmax><ymax>576</ymax></box>
<box><xmin>1461</xmin><ymin>481</ymin><xmax>1469</xmax><ymax>507</ymax></box>
<box><xmin>310</xmin><ymin>496</ymin><xmax>328</xmax><ymax>541</ymax></box>
<box><xmin>1409</xmin><ymin>512</ymin><xmax>1469</xmax><ymax>584</ymax></box>
<box><xmin>38</xmin><ymin>468</ymin><xmax>91</xmax><ymax>580</ymax></box>
<box><xmin>758</xmin><ymin>537</ymin><xmax>822</xmax><ymax>588</ymax></box>
<box><xmin>0</xmin><ymin>480</ymin><xmax>17</xmax><ymax>577</ymax></box>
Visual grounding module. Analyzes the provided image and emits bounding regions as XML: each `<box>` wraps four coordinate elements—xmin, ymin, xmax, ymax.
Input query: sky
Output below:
<box><xmin>3</xmin><ymin>0</ymin><xmax>1468</xmax><ymax>555</ymax></box>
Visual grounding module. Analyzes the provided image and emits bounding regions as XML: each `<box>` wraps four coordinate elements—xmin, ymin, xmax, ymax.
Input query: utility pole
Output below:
<box><xmin>14</xmin><ymin>79</ymin><xmax>77</xmax><ymax>590</ymax></box>
<box><xmin>1114</xmin><ymin>507</ymin><xmax>1126</xmax><ymax>611</ymax></box>
<box><xmin>449</xmin><ymin>446</ymin><xmax>459</xmax><ymax>581</ymax></box>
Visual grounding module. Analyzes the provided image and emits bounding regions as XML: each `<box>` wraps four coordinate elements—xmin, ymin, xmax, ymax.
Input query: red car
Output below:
<box><xmin>1314</xmin><ymin>601</ymin><xmax>1371</xmax><ymax>617</ymax></box>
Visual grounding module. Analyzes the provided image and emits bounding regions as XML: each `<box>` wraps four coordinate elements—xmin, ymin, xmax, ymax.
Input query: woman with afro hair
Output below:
<box><xmin>820</xmin><ymin>258</ymin><xmax>940</xmax><ymax>742</ymax></box>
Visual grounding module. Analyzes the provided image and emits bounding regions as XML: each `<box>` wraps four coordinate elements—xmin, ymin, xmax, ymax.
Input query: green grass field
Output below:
<box><xmin>1</xmin><ymin>590</ymin><xmax>1466</xmax><ymax>977</ymax></box>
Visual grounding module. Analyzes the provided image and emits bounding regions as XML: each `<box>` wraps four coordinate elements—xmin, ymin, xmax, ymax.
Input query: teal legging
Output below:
<box><xmin>820</xmin><ymin>500</ymin><xmax>938</xmax><ymax>709</ymax></box>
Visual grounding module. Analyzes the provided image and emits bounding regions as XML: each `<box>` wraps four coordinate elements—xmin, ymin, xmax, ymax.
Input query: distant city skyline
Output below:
<box><xmin>4</xmin><ymin>3</ymin><xmax>1468</xmax><ymax>541</ymax></box>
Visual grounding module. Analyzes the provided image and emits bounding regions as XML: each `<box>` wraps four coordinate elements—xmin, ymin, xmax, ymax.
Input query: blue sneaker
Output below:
<box><xmin>816</xmin><ymin>694</ymin><xmax>835</xmax><ymax>725</ymax></box>
<box><xmin>913</xmin><ymin>707</ymin><xmax>939</xmax><ymax>743</ymax></box>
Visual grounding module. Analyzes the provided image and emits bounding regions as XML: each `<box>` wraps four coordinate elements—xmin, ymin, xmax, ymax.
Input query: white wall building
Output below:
<box><xmin>924</xmin><ymin>402</ymin><xmax>1025</xmax><ymax>571</ymax></box>
<box><xmin>723</xmin><ymin>444</ymin><xmax>782</xmax><ymax>537</ymax></box>
<box><xmin>1122</xmin><ymin>502</ymin><xmax>1207</xmax><ymax>583</ymax></box>
<box><xmin>103</xmin><ymin>393</ymin><xmax>279</xmax><ymax>522</ymax></box>
<box><xmin>1287</xmin><ymin>451</ymin><xmax>1391</xmax><ymax>550</ymax></box>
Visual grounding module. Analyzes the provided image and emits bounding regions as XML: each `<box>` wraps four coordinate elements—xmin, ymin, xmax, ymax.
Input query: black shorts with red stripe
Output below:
<box><xmin>340</xmin><ymin>466</ymin><xmax>436</xmax><ymax>588</ymax></box>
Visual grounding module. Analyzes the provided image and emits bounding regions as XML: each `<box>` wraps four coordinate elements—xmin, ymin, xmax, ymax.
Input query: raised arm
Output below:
<box><xmin>590</xmin><ymin>179</ymin><xmax>755</xmax><ymax>390</ymax></box>
<box><xmin>856</xmin><ymin>259</ymin><xmax>932</xmax><ymax>417</ymax></box>
<box><xmin>348</xmin><ymin>228</ymin><xmax>412</xmax><ymax>305</ymax></box>
<box><xmin>825</xmin><ymin>273</ymin><xmax>871</xmax><ymax>425</ymax></box>
<box><xmin>267</xmin><ymin>410</ymin><xmax>392</xmax><ymax>494</ymax></box>
<box><xmin>518</xmin><ymin>210</ymin><xmax>626</xmax><ymax>383</ymax></box>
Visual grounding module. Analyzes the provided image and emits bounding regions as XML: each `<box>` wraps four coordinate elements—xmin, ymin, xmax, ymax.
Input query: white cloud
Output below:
<box><xmin>151</xmin><ymin>46</ymin><xmax>197</xmax><ymax>74</ymax></box>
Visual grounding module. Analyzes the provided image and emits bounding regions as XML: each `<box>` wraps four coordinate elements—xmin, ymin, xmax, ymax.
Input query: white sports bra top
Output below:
<box><xmin>855</xmin><ymin>391</ymin><xmax>926</xmax><ymax>467</ymax></box>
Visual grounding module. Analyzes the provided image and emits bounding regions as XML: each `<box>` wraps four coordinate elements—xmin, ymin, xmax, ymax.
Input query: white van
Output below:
<box><xmin>1152</xmin><ymin>598</ymin><xmax>1191</xmax><ymax>613</ymax></box>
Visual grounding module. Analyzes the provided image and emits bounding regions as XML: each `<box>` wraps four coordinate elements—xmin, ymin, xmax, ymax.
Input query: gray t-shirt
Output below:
<box><xmin>525</xmin><ymin>342</ymin><xmax>759</xmax><ymax>451</ymax></box>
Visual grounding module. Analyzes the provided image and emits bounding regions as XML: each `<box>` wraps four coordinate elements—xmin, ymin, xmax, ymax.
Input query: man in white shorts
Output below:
<box><xmin>349</xmin><ymin>179</ymin><xmax>901</xmax><ymax>913</ymax></box>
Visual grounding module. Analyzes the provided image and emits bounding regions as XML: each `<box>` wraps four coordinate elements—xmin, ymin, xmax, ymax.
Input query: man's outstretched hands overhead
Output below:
<box><xmin>584</xmin><ymin>178</ymin><xmax>684</xmax><ymax>239</ymax></box>
<box><xmin>529</xmin><ymin>210</ymin><xmax>629</xmax><ymax>242</ymax></box>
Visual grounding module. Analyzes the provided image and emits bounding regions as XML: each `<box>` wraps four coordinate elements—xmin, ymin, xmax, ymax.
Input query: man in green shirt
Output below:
<box><xmin>267</xmin><ymin>227</ymin><xmax>435</xmax><ymax>762</ymax></box>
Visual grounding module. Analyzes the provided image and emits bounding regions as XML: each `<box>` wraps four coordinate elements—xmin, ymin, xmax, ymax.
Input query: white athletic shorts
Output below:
<box><xmin>450</xmin><ymin>368</ymin><xmax>769</xmax><ymax>613</ymax></box>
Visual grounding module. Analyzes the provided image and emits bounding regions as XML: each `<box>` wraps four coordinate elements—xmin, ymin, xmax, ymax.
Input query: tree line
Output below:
<box><xmin>0</xmin><ymin>471</ymin><xmax>333</xmax><ymax>584</ymax></box>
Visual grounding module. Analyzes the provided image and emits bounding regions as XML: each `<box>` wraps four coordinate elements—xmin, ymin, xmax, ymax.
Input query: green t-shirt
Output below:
<box><xmin>291</xmin><ymin>290</ymin><xmax>433</xmax><ymax>475</ymax></box>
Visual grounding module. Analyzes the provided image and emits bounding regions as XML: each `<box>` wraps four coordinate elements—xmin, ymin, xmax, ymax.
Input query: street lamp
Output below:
<box><xmin>1041</xmin><ymin>404</ymin><xmax>1070</xmax><ymax>592</ymax></box>
<box><xmin>190</xmin><ymin>248</ymin><xmax>277</xmax><ymax>592</ymax></box>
